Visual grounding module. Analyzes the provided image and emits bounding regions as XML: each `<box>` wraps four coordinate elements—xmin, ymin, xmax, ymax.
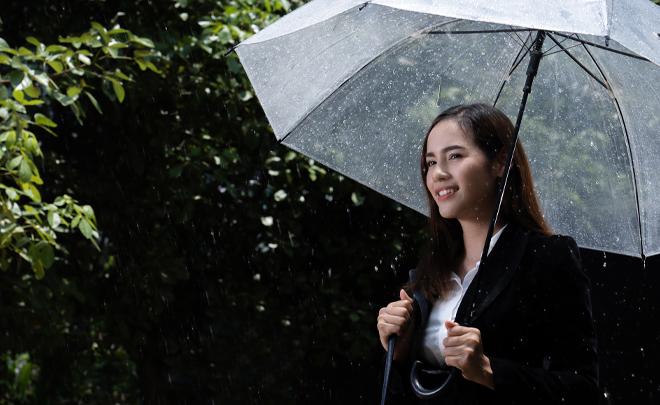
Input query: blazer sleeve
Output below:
<box><xmin>488</xmin><ymin>236</ymin><xmax>599</xmax><ymax>404</ymax></box>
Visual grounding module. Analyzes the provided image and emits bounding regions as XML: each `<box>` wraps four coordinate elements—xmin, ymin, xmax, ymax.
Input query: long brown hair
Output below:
<box><xmin>408</xmin><ymin>103</ymin><xmax>551</xmax><ymax>304</ymax></box>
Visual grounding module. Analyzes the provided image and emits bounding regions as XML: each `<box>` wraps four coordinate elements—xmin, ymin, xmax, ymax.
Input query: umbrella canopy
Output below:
<box><xmin>234</xmin><ymin>0</ymin><xmax>660</xmax><ymax>258</ymax></box>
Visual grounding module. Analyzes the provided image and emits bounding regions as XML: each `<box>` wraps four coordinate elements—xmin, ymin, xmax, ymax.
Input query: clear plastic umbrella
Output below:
<box><xmin>233</xmin><ymin>0</ymin><xmax>660</xmax><ymax>259</ymax></box>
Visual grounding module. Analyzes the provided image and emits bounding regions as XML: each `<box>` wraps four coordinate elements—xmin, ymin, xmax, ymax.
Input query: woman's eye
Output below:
<box><xmin>426</xmin><ymin>160</ymin><xmax>436</xmax><ymax>167</ymax></box>
<box><xmin>448</xmin><ymin>153</ymin><xmax>462</xmax><ymax>160</ymax></box>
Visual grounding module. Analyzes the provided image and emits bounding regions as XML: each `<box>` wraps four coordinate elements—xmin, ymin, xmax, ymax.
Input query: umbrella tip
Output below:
<box><xmin>223</xmin><ymin>46</ymin><xmax>237</xmax><ymax>57</ymax></box>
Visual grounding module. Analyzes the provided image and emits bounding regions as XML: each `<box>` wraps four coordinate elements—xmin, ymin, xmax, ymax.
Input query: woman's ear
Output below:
<box><xmin>495</xmin><ymin>147</ymin><xmax>508</xmax><ymax>177</ymax></box>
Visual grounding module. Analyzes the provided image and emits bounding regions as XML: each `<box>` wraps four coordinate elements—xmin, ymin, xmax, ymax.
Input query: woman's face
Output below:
<box><xmin>425</xmin><ymin>119</ymin><xmax>503</xmax><ymax>223</ymax></box>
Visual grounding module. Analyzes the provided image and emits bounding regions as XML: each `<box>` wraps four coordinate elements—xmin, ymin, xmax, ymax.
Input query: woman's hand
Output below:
<box><xmin>443</xmin><ymin>320</ymin><xmax>494</xmax><ymax>390</ymax></box>
<box><xmin>377</xmin><ymin>289</ymin><xmax>415</xmax><ymax>362</ymax></box>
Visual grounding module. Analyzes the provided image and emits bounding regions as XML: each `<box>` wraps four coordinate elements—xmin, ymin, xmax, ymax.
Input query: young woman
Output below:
<box><xmin>377</xmin><ymin>104</ymin><xmax>598</xmax><ymax>404</ymax></box>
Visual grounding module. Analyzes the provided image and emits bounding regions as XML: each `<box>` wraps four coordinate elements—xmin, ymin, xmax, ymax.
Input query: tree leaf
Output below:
<box><xmin>9</xmin><ymin>70</ymin><xmax>24</xmax><ymax>88</ymax></box>
<box><xmin>78</xmin><ymin>53</ymin><xmax>91</xmax><ymax>65</ymax></box>
<box><xmin>79</xmin><ymin>218</ymin><xmax>93</xmax><ymax>238</ymax></box>
<box><xmin>0</xmin><ymin>54</ymin><xmax>11</xmax><ymax>65</ymax></box>
<box><xmin>66</xmin><ymin>86</ymin><xmax>82</xmax><ymax>98</ymax></box>
<box><xmin>33</xmin><ymin>72</ymin><xmax>50</xmax><ymax>87</ymax></box>
<box><xmin>84</xmin><ymin>91</ymin><xmax>102</xmax><ymax>114</ymax></box>
<box><xmin>48</xmin><ymin>211</ymin><xmax>61</xmax><ymax>229</ymax></box>
<box><xmin>45</xmin><ymin>44</ymin><xmax>67</xmax><ymax>53</ymax></box>
<box><xmin>24</xmin><ymin>183</ymin><xmax>41</xmax><ymax>202</ymax></box>
<box><xmin>53</xmin><ymin>90</ymin><xmax>75</xmax><ymax>106</ymax></box>
<box><xmin>24</xmin><ymin>83</ymin><xmax>41</xmax><ymax>99</ymax></box>
<box><xmin>19</xmin><ymin>158</ymin><xmax>32</xmax><ymax>183</ymax></box>
<box><xmin>82</xmin><ymin>205</ymin><xmax>96</xmax><ymax>224</ymax></box>
<box><xmin>5</xmin><ymin>188</ymin><xmax>17</xmax><ymax>200</ymax></box>
<box><xmin>112</xmin><ymin>81</ymin><xmax>125</xmax><ymax>103</ymax></box>
<box><xmin>131</xmin><ymin>37</ymin><xmax>155</xmax><ymax>48</ymax></box>
<box><xmin>8</xmin><ymin>155</ymin><xmax>22</xmax><ymax>169</ymax></box>
<box><xmin>114</xmin><ymin>69</ymin><xmax>132</xmax><ymax>81</ymax></box>
<box><xmin>0</xmin><ymin>37</ymin><xmax>10</xmax><ymax>52</ymax></box>
<box><xmin>33</xmin><ymin>260</ymin><xmax>45</xmax><ymax>279</ymax></box>
<box><xmin>5</xmin><ymin>131</ymin><xmax>16</xmax><ymax>148</ymax></box>
<box><xmin>47</xmin><ymin>60</ymin><xmax>63</xmax><ymax>73</ymax></box>
<box><xmin>18</xmin><ymin>47</ymin><xmax>32</xmax><ymax>56</ymax></box>
<box><xmin>26</xmin><ymin>37</ymin><xmax>41</xmax><ymax>47</ymax></box>
<box><xmin>34</xmin><ymin>113</ymin><xmax>57</xmax><ymax>127</ymax></box>
<box><xmin>12</xmin><ymin>89</ymin><xmax>24</xmax><ymax>102</ymax></box>
<box><xmin>71</xmin><ymin>215</ymin><xmax>82</xmax><ymax>228</ymax></box>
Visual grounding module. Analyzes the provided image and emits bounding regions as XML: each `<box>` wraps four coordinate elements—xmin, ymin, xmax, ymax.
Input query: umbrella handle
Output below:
<box><xmin>410</xmin><ymin>361</ymin><xmax>459</xmax><ymax>399</ymax></box>
<box><xmin>380</xmin><ymin>334</ymin><xmax>396</xmax><ymax>405</ymax></box>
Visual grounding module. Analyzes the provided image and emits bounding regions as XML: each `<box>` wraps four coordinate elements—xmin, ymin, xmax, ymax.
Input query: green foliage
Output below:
<box><xmin>0</xmin><ymin>352</ymin><xmax>38</xmax><ymax>403</ymax></box>
<box><xmin>0</xmin><ymin>22</ymin><xmax>160</xmax><ymax>278</ymax></box>
<box><xmin>0</xmin><ymin>1</ymin><xmax>427</xmax><ymax>404</ymax></box>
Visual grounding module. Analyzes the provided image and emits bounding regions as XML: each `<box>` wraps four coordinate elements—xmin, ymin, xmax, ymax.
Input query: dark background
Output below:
<box><xmin>0</xmin><ymin>0</ymin><xmax>659</xmax><ymax>404</ymax></box>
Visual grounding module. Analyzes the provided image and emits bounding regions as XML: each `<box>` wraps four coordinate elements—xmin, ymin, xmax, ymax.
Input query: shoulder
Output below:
<box><xmin>525</xmin><ymin>231</ymin><xmax>580</xmax><ymax>261</ymax></box>
<box><xmin>521</xmin><ymin>229</ymin><xmax>587</xmax><ymax>286</ymax></box>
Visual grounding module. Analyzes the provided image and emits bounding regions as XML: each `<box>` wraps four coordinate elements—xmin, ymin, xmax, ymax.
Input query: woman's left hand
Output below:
<box><xmin>442</xmin><ymin>320</ymin><xmax>495</xmax><ymax>390</ymax></box>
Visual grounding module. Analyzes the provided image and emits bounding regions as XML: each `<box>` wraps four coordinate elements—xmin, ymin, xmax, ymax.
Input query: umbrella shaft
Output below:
<box><xmin>468</xmin><ymin>31</ymin><xmax>546</xmax><ymax>325</ymax></box>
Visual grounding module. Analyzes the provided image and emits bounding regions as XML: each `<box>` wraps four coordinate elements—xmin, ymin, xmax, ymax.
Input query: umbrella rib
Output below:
<box><xmin>428</xmin><ymin>28</ymin><xmax>536</xmax><ymax>35</ymax></box>
<box><xmin>543</xmin><ymin>32</ymin><xmax>575</xmax><ymax>56</ymax></box>
<box><xmin>511</xmin><ymin>27</ymin><xmax>533</xmax><ymax>53</ymax></box>
<box><xmin>546</xmin><ymin>33</ymin><xmax>608</xmax><ymax>90</ymax></box>
<box><xmin>492</xmin><ymin>32</ymin><xmax>532</xmax><ymax>107</ymax></box>
<box><xmin>551</xmin><ymin>32</ymin><xmax>650</xmax><ymax>62</ymax></box>
<box><xmin>543</xmin><ymin>43</ymin><xmax>583</xmax><ymax>58</ymax></box>
<box><xmin>579</xmin><ymin>39</ymin><xmax>646</xmax><ymax>259</ymax></box>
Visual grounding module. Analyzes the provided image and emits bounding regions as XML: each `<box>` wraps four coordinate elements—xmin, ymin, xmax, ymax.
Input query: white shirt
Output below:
<box><xmin>421</xmin><ymin>225</ymin><xmax>507</xmax><ymax>367</ymax></box>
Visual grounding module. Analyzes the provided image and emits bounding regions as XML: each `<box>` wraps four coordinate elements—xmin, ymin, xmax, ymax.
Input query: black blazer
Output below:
<box><xmin>382</xmin><ymin>222</ymin><xmax>599</xmax><ymax>404</ymax></box>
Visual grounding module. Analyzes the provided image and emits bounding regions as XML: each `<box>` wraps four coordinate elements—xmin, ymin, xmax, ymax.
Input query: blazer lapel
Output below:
<box><xmin>455</xmin><ymin>223</ymin><xmax>530</xmax><ymax>325</ymax></box>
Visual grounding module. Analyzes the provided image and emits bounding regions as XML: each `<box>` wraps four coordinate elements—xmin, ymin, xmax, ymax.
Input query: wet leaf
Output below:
<box><xmin>112</xmin><ymin>81</ymin><xmax>125</xmax><ymax>102</ymax></box>
<box><xmin>45</xmin><ymin>44</ymin><xmax>68</xmax><ymax>53</ymax></box>
<box><xmin>0</xmin><ymin>37</ymin><xmax>10</xmax><ymax>52</ymax></box>
<box><xmin>79</xmin><ymin>218</ymin><xmax>93</xmax><ymax>238</ymax></box>
<box><xmin>18</xmin><ymin>47</ymin><xmax>32</xmax><ymax>56</ymax></box>
<box><xmin>33</xmin><ymin>260</ymin><xmax>45</xmax><ymax>279</ymax></box>
<box><xmin>67</xmin><ymin>86</ymin><xmax>82</xmax><ymax>98</ymax></box>
<box><xmin>26</xmin><ymin>37</ymin><xmax>41</xmax><ymax>47</ymax></box>
<box><xmin>47</xmin><ymin>60</ymin><xmax>64</xmax><ymax>73</ymax></box>
<box><xmin>34</xmin><ymin>113</ymin><xmax>57</xmax><ymax>127</ymax></box>
<box><xmin>19</xmin><ymin>159</ymin><xmax>32</xmax><ymax>183</ymax></box>
<box><xmin>8</xmin><ymin>155</ymin><xmax>22</xmax><ymax>169</ymax></box>
<box><xmin>131</xmin><ymin>37</ymin><xmax>155</xmax><ymax>48</ymax></box>
<box><xmin>9</xmin><ymin>70</ymin><xmax>25</xmax><ymax>88</ymax></box>
<box><xmin>85</xmin><ymin>91</ymin><xmax>102</xmax><ymax>114</ymax></box>
<box><xmin>48</xmin><ymin>212</ymin><xmax>61</xmax><ymax>228</ymax></box>
<box><xmin>24</xmin><ymin>83</ymin><xmax>41</xmax><ymax>98</ymax></box>
<box><xmin>78</xmin><ymin>53</ymin><xmax>91</xmax><ymax>65</ymax></box>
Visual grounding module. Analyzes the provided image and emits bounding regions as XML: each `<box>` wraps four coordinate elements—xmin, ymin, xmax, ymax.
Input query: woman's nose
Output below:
<box><xmin>431</xmin><ymin>163</ymin><xmax>449</xmax><ymax>181</ymax></box>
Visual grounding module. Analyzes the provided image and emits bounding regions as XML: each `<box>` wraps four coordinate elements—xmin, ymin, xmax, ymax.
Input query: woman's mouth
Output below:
<box><xmin>436</xmin><ymin>188</ymin><xmax>457</xmax><ymax>199</ymax></box>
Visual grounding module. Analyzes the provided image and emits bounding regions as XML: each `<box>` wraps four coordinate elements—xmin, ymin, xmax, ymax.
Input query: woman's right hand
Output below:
<box><xmin>377</xmin><ymin>289</ymin><xmax>415</xmax><ymax>362</ymax></box>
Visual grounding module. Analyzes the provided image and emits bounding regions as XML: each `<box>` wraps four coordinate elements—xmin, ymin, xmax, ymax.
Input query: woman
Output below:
<box><xmin>377</xmin><ymin>104</ymin><xmax>598</xmax><ymax>404</ymax></box>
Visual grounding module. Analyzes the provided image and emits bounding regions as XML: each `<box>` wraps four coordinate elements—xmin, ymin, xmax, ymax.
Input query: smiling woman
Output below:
<box><xmin>376</xmin><ymin>104</ymin><xmax>599</xmax><ymax>404</ymax></box>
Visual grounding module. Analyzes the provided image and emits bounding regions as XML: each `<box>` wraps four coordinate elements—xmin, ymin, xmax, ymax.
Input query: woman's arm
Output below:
<box><xmin>488</xmin><ymin>236</ymin><xmax>599</xmax><ymax>404</ymax></box>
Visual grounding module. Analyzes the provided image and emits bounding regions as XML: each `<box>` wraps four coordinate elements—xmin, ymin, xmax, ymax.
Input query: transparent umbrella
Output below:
<box><xmin>233</xmin><ymin>0</ymin><xmax>660</xmax><ymax>259</ymax></box>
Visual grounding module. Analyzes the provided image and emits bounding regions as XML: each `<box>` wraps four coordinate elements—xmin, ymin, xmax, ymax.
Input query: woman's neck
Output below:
<box><xmin>456</xmin><ymin>217</ymin><xmax>506</xmax><ymax>281</ymax></box>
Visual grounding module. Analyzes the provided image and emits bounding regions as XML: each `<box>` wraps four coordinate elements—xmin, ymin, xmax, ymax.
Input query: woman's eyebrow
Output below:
<box><xmin>426</xmin><ymin>145</ymin><xmax>466</xmax><ymax>157</ymax></box>
<box><xmin>442</xmin><ymin>145</ymin><xmax>467</xmax><ymax>153</ymax></box>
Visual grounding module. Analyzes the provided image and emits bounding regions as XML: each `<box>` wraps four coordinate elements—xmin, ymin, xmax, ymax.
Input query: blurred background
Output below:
<box><xmin>0</xmin><ymin>1</ymin><xmax>658</xmax><ymax>404</ymax></box>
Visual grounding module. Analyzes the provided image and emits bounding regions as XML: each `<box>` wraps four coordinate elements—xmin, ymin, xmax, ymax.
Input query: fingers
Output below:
<box><xmin>400</xmin><ymin>289</ymin><xmax>413</xmax><ymax>303</ymax></box>
<box><xmin>377</xmin><ymin>290</ymin><xmax>415</xmax><ymax>351</ymax></box>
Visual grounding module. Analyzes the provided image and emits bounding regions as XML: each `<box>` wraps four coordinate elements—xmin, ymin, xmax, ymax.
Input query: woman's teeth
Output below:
<box><xmin>438</xmin><ymin>188</ymin><xmax>456</xmax><ymax>197</ymax></box>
